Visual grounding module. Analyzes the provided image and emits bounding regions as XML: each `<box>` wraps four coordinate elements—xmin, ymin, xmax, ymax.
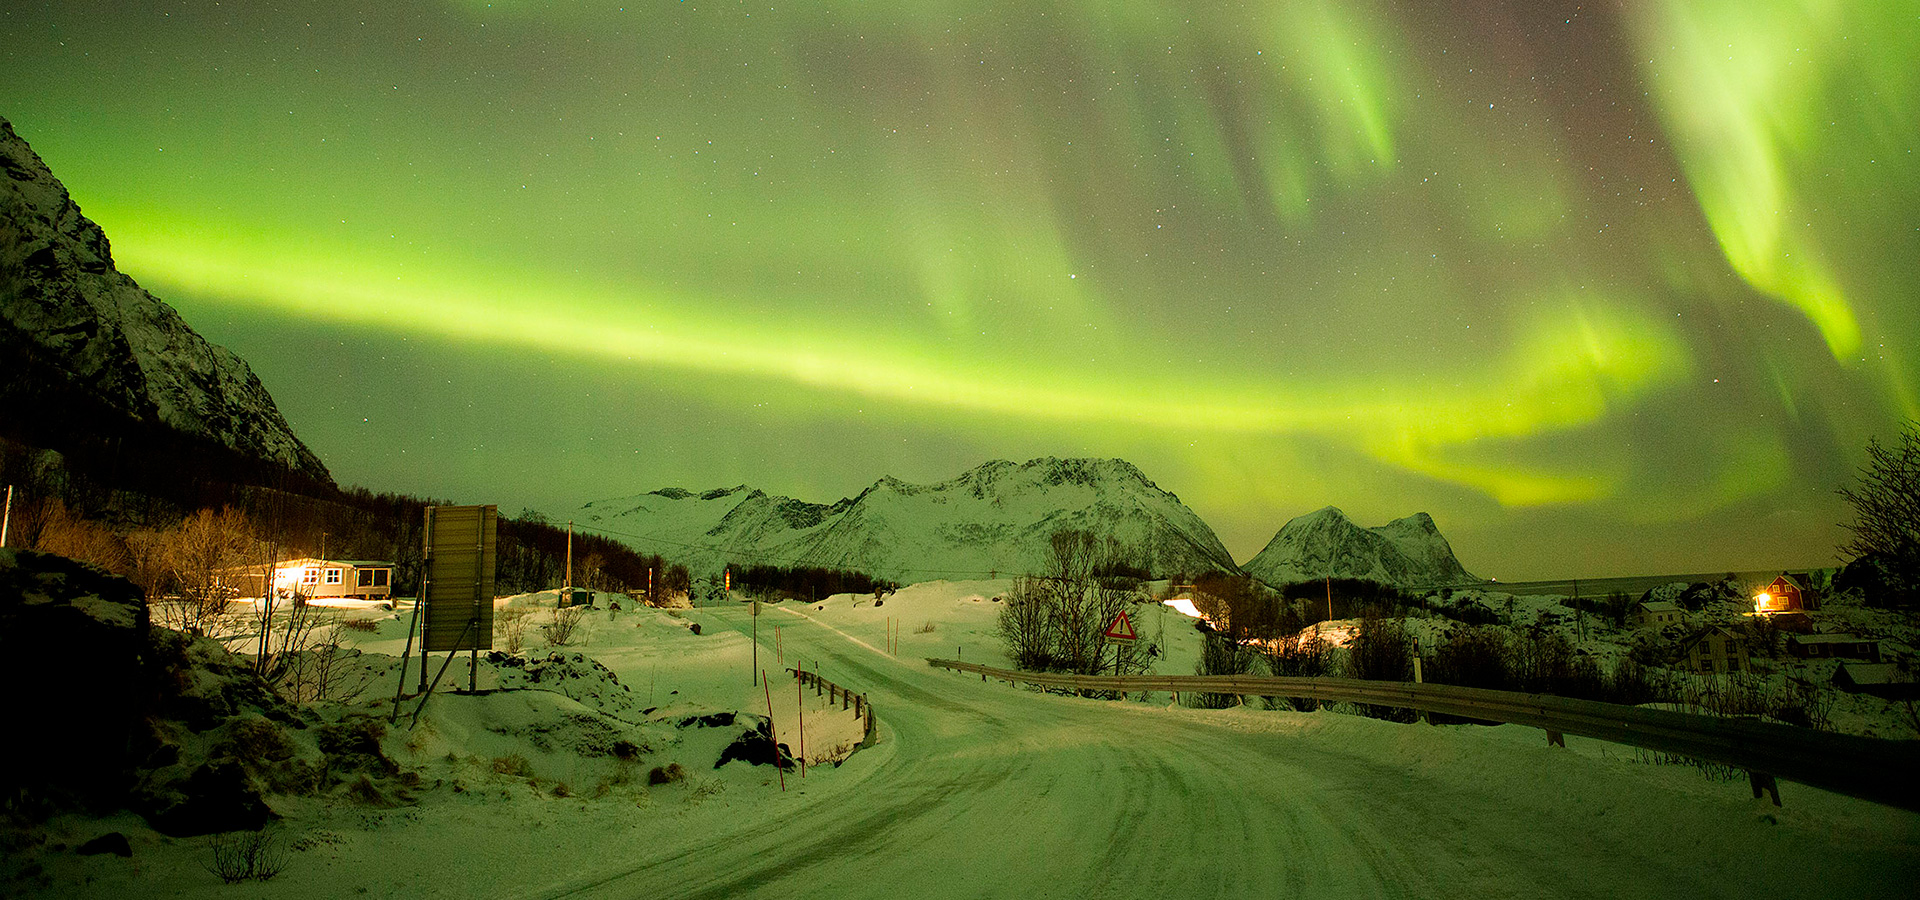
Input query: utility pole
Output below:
<box><xmin>1326</xmin><ymin>576</ymin><xmax>1333</xmax><ymax>624</ymax></box>
<box><xmin>1</xmin><ymin>484</ymin><xmax>12</xmax><ymax>548</ymax></box>
<box><xmin>565</xmin><ymin>521</ymin><xmax>574</xmax><ymax>591</ymax></box>
<box><xmin>1574</xmin><ymin>579</ymin><xmax>1585</xmax><ymax>644</ymax></box>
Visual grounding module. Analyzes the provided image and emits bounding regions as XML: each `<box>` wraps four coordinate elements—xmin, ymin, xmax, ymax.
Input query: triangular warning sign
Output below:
<box><xmin>1104</xmin><ymin>611</ymin><xmax>1138</xmax><ymax>643</ymax></box>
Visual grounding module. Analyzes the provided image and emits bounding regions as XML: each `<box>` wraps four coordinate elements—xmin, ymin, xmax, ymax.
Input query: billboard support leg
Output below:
<box><xmin>390</xmin><ymin>595</ymin><xmax>424</xmax><ymax>724</ymax></box>
<box><xmin>410</xmin><ymin>617</ymin><xmax>476</xmax><ymax>729</ymax></box>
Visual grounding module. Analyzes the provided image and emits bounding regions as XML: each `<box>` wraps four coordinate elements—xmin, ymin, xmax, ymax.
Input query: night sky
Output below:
<box><xmin>4</xmin><ymin>1</ymin><xmax>1915</xmax><ymax>580</ymax></box>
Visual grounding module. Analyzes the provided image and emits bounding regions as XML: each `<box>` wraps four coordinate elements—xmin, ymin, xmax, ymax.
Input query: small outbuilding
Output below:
<box><xmin>1635</xmin><ymin>601</ymin><xmax>1683</xmax><ymax>628</ymax></box>
<box><xmin>1833</xmin><ymin>662</ymin><xmax>1919</xmax><ymax>699</ymax></box>
<box><xmin>1787</xmin><ymin>633</ymin><xmax>1882</xmax><ymax>663</ymax></box>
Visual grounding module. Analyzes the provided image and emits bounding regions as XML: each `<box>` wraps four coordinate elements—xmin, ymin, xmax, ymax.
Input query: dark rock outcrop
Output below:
<box><xmin>1</xmin><ymin>549</ymin><xmax>400</xmax><ymax>836</ymax></box>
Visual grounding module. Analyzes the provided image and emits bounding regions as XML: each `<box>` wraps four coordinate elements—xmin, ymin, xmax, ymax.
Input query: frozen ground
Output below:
<box><xmin>22</xmin><ymin>580</ymin><xmax>1920</xmax><ymax>898</ymax></box>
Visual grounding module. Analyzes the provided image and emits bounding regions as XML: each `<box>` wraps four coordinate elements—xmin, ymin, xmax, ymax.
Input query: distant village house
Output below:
<box><xmin>1678</xmin><ymin>625</ymin><xmax>1751</xmax><ymax>676</ymax></box>
<box><xmin>1786</xmin><ymin>633</ymin><xmax>1882</xmax><ymax>663</ymax></box>
<box><xmin>1754</xmin><ymin>575</ymin><xmax>1808</xmax><ymax>615</ymax></box>
<box><xmin>1833</xmin><ymin>662</ymin><xmax>1918</xmax><ymax>699</ymax></box>
<box><xmin>1635</xmin><ymin>601</ymin><xmax>1683</xmax><ymax>629</ymax></box>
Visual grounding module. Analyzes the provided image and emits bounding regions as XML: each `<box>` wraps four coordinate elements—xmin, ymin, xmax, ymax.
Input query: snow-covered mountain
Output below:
<box><xmin>1242</xmin><ymin>506</ymin><xmax>1477</xmax><ymax>588</ymax></box>
<box><xmin>0</xmin><ymin>116</ymin><xmax>329</xmax><ymax>483</ymax></box>
<box><xmin>577</xmin><ymin>458</ymin><xmax>1240</xmax><ymax>582</ymax></box>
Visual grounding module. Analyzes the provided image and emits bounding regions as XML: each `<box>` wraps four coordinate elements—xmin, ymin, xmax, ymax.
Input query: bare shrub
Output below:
<box><xmin>647</xmin><ymin>762</ymin><xmax>687</xmax><ymax>785</ymax></box>
<box><xmin>1191</xmin><ymin>632</ymin><xmax>1255</xmax><ymax>708</ymax></box>
<box><xmin>22</xmin><ymin>496</ymin><xmax>128</xmax><ymax>571</ymax></box>
<box><xmin>272</xmin><ymin>617</ymin><xmax>375</xmax><ymax>704</ymax></box>
<box><xmin>492</xmin><ymin>754</ymin><xmax>533</xmax><ymax>778</ymax></box>
<box><xmin>497</xmin><ymin>605</ymin><xmax>534</xmax><ymax>653</ymax></box>
<box><xmin>206</xmin><ymin>829</ymin><xmax>288</xmax><ymax>884</ymax></box>
<box><xmin>541</xmin><ymin>606</ymin><xmax>588</xmax><ymax>646</ymax></box>
<box><xmin>913</xmin><ymin>621</ymin><xmax>936</xmax><ymax>634</ymax></box>
<box><xmin>1263</xmin><ymin>626</ymin><xmax>1330</xmax><ymax>711</ymax></box>
<box><xmin>1345</xmin><ymin>611</ymin><xmax>1415</xmax><ymax>722</ymax></box>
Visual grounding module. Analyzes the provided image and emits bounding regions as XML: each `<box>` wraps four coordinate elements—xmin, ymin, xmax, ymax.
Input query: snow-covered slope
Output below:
<box><xmin>1243</xmin><ymin>506</ymin><xmax>1477</xmax><ymax>587</ymax></box>
<box><xmin>578</xmin><ymin>458</ymin><xmax>1239</xmax><ymax>581</ymax></box>
<box><xmin>0</xmin><ymin>116</ymin><xmax>328</xmax><ymax>482</ymax></box>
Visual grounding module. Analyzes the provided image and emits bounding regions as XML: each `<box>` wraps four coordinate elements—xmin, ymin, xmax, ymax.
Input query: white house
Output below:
<box><xmin>270</xmin><ymin>558</ymin><xmax>395</xmax><ymax>602</ymax></box>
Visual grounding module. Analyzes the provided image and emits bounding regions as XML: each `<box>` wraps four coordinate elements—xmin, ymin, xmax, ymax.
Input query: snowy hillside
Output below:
<box><xmin>578</xmin><ymin>457</ymin><xmax>1240</xmax><ymax>581</ymax></box>
<box><xmin>15</xmin><ymin>566</ymin><xmax>1920</xmax><ymax>898</ymax></box>
<box><xmin>1244</xmin><ymin>506</ymin><xmax>1477</xmax><ymax>587</ymax></box>
<box><xmin>0</xmin><ymin>116</ymin><xmax>328</xmax><ymax>482</ymax></box>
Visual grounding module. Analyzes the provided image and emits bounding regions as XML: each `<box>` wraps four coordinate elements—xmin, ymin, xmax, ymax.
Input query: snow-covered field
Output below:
<box><xmin>19</xmin><ymin>580</ymin><xmax>1919</xmax><ymax>898</ymax></box>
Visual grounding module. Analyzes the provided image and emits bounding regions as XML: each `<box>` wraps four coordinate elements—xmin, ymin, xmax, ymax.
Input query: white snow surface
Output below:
<box><xmin>21</xmin><ymin>580</ymin><xmax>1920</xmax><ymax>898</ymax></box>
<box><xmin>575</xmin><ymin>457</ymin><xmax>1239</xmax><ymax>582</ymax></box>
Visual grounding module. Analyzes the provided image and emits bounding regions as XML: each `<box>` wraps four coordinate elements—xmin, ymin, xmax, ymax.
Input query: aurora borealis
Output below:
<box><xmin>4</xmin><ymin>1</ymin><xmax>1915</xmax><ymax>579</ymax></box>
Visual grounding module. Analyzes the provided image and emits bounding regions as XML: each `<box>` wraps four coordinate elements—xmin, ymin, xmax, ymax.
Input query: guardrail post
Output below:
<box><xmin>1750</xmin><ymin>771</ymin><xmax>1781</xmax><ymax>806</ymax></box>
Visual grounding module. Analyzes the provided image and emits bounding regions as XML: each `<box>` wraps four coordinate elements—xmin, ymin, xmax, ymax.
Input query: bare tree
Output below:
<box><xmin>994</xmin><ymin>529</ymin><xmax>1154</xmax><ymax>677</ymax></box>
<box><xmin>1838</xmin><ymin>420</ymin><xmax>1920</xmax><ymax>604</ymax></box>
<box><xmin>995</xmin><ymin>576</ymin><xmax>1058</xmax><ymax>670</ymax></box>
<box><xmin>155</xmin><ymin>507</ymin><xmax>255</xmax><ymax>637</ymax></box>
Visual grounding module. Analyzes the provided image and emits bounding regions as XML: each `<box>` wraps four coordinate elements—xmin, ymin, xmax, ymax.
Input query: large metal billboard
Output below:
<box><xmin>422</xmin><ymin>504</ymin><xmax>496</xmax><ymax>652</ymax></box>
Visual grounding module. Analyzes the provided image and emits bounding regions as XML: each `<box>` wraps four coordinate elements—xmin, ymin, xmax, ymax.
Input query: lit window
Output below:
<box><xmin>300</xmin><ymin>568</ymin><xmax>318</xmax><ymax>585</ymax></box>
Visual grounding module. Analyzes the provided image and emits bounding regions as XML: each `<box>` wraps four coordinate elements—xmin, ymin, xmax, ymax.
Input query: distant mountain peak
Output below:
<box><xmin>1244</xmin><ymin>507</ymin><xmax>1475</xmax><ymax>588</ymax></box>
<box><xmin>576</xmin><ymin>456</ymin><xmax>1238</xmax><ymax>581</ymax></box>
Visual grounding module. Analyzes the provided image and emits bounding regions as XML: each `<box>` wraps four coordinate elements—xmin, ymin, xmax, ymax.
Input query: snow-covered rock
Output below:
<box><xmin>578</xmin><ymin>457</ymin><xmax>1239</xmax><ymax>582</ymax></box>
<box><xmin>0</xmin><ymin>116</ymin><xmax>329</xmax><ymax>482</ymax></box>
<box><xmin>1243</xmin><ymin>506</ymin><xmax>1477</xmax><ymax>588</ymax></box>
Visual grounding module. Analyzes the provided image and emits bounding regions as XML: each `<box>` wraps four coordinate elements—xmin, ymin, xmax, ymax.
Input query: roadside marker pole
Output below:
<box><xmin>796</xmin><ymin>673</ymin><xmax>807</xmax><ymax>778</ymax></box>
<box><xmin>763</xmin><ymin>670</ymin><xmax>785</xmax><ymax>792</ymax></box>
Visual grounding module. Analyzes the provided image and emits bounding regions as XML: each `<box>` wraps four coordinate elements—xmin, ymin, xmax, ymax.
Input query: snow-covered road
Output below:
<box><xmin>530</xmin><ymin>605</ymin><xmax>1919</xmax><ymax>900</ymax></box>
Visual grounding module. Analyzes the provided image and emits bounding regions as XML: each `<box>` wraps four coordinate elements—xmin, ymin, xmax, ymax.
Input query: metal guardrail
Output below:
<box><xmin>925</xmin><ymin>658</ymin><xmax>1920</xmax><ymax>812</ymax></box>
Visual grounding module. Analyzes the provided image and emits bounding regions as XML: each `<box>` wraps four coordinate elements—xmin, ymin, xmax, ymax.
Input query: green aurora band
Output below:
<box><xmin>3</xmin><ymin>0</ymin><xmax>1915</xmax><ymax>577</ymax></box>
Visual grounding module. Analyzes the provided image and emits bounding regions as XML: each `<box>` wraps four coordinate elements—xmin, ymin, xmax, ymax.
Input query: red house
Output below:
<box><xmin>1754</xmin><ymin>575</ymin><xmax>1804</xmax><ymax>615</ymax></box>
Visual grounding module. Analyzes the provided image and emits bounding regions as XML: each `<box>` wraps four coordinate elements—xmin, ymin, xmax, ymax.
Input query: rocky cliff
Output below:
<box><xmin>0</xmin><ymin>115</ymin><xmax>329</xmax><ymax>485</ymax></box>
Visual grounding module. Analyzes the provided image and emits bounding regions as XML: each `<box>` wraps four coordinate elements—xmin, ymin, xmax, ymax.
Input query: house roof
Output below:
<box><xmin>1836</xmin><ymin>662</ymin><xmax>1903</xmax><ymax>686</ymax></box>
<box><xmin>1639</xmin><ymin>601</ymin><xmax>1681</xmax><ymax>613</ymax></box>
<box><xmin>279</xmin><ymin>558</ymin><xmax>395</xmax><ymax>568</ymax></box>
<box><xmin>1677</xmin><ymin>625</ymin><xmax>1745</xmax><ymax>652</ymax></box>
<box><xmin>1790</xmin><ymin>633</ymin><xmax>1876</xmax><ymax>645</ymax></box>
